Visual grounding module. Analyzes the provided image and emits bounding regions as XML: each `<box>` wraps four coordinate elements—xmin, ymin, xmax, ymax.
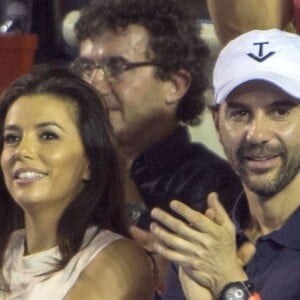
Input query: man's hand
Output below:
<box><xmin>129</xmin><ymin>225</ymin><xmax>158</xmax><ymax>252</ymax></box>
<box><xmin>237</xmin><ymin>241</ymin><xmax>256</xmax><ymax>267</ymax></box>
<box><xmin>129</xmin><ymin>225</ymin><xmax>169</xmax><ymax>295</ymax></box>
<box><xmin>205</xmin><ymin>199</ymin><xmax>256</xmax><ymax>267</ymax></box>
<box><xmin>179</xmin><ymin>267</ymin><xmax>213</xmax><ymax>300</ymax></box>
<box><xmin>150</xmin><ymin>193</ymin><xmax>248</xmax><ymax>298</ymax></box>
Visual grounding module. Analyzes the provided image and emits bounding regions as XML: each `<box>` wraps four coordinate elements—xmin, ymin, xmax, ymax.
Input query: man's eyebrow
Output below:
<box><xmin>226</xmin><ymin>100</ymin><xmax>299</xmax><ymax>109</ymax></box>
<box><xmin>226</xmin><ymin>102</ymin><xmax>248</xmax><ymax>109</ymax></box>
<box><xmin>88</xmin><ymin>55</ymin><xmax>127</xmax><ymax>62</ymax></box>
<box><xmin>102</xmin><ymin>55</ymin><xmax>129</xmax><ymax>63</ymax></box>
<box><xmin>269</xmin><ymin>100</ymin><xmax>298</xmax><ymax>107</ymax></box>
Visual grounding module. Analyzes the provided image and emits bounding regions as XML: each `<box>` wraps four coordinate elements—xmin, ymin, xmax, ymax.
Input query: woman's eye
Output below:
<box><xmin>40</xmin><ymin>131</ymin><xmax>59</xmax><ymax>141</ymax></box>
<box><xmin>3</xmin><ymin>133</ymin><xmax>20</xmax><ymax>145</ymax></box>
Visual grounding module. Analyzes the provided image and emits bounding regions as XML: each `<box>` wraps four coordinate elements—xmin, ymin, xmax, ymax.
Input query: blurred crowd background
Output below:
<box><xmin>0</xmin><ymin>0</ymin><xmax>210</xmax><ymax>64</ymax></box>
<box><xmin>0</xmin><ymin>0</ymin><xmax>225</xmax><ymax>157</ymax></box>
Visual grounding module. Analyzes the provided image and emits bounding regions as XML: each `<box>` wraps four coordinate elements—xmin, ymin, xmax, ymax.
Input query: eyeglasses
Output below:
<box><xmin>71</xmin><ymin>56</ymin><xmax>160</xmax><ymax>81</ymax></box>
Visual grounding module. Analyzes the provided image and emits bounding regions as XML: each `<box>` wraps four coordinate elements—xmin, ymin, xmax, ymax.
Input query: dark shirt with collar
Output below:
<box><xmin>234</xmin><ymin>195</ymin><xmax>300</xmax><ymax>300</ymax></box>
<box><xmin>130</xmin><ymin>126</ymin><xmax>242</xmax><ymax>300</ymax></box>
<box><xmin>131</xmin><ymin>126</ymin><xmax>242</xmax><ymax>230</ymax></box>
<box><xmin>164</xmin><ymin>193</ymin><xmax>300</xmax><ymax>300</ymax></box>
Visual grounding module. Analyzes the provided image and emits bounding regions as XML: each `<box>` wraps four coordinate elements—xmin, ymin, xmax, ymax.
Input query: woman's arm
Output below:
<box><xmin>206</xmin><ymin>0</ymin><xmax>294</xmax><ymax>45</ymax></box>
<box><xmin>66</xmin><ymin>239</ymin><xmax>155</xmax><ymax>300</ymax></box>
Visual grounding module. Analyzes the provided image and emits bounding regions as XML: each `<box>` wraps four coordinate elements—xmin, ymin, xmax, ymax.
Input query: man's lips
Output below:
<box><xmin>244</xmin><ymin>154</ymin><xmax>279</xmax><ymax>161</ymax></box>
<box><xmin>242</xmin><ymin>154</ymin><xmax>281</xmax><ymax>170</ymax></box>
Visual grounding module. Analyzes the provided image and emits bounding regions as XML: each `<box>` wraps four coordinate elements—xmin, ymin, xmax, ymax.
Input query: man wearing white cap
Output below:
<box><xmin>150</xmin><ymin>28</ymin><xmax>300</xmax><ymax>300</ymax></box>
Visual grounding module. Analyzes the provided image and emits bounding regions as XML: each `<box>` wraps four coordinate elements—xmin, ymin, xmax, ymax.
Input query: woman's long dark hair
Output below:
<box><xmin>0</xmin><ymin>65</ymin><xmax>129</xmax><ymax>270</ymax></box>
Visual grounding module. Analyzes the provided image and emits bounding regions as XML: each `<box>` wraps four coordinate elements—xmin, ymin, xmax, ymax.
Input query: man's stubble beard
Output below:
<box><xmin>222</xmin><ymin>142</ymin><xmax>300</xmax><ymax>197</ymax></box>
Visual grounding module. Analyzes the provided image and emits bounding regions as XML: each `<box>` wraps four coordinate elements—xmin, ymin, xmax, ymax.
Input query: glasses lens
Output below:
<box><xmin>103</xmin><ymin>56</ymin><xmax>128</xmax><ymax>78</ymax></box>
<box><xmin>71</xmin><ymin>58</ymin><xmax>95</xmax><ymax>78</ymax></box>
<box><xmin>72</xmin><ymin>56</ymin><xmax>156</xmax><ymax>81</ymax></box>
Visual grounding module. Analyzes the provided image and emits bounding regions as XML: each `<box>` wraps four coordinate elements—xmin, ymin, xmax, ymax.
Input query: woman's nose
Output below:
<box><xmin>12</xmin><ymin>138</ymin><xmax>36</xmax><ymax>161</ymax></box>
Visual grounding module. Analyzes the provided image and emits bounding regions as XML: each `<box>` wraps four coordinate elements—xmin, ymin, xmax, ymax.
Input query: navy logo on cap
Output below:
<box><xmin>247</xmin><ymin>42</ymin><xmax>275</xmax><ymax>62</ymax></box>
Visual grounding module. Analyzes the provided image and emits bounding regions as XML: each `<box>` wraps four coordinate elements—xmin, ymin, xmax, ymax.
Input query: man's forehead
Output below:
<box><xmin>86</xmin><ymin>25</ymin><xmax>151</xmax><ymax>58</ymax></box>
<box><xmin>79</xmin><ymin>39</ymin><xmax>94</xmax><ymax>57</ymax></box>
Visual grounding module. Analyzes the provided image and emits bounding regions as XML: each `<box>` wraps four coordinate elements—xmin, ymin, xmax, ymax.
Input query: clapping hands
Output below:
<box><xmin>150</xmin><ymin>193</ymin><xmax>254</xmax><ymax>299</ymax></box>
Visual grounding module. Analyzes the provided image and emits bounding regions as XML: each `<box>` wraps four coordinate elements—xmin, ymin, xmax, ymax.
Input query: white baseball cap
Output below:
<box><xmin>213</xmin><ymin>29</ymin><xmax>300</xmax><ymax>105</ymax></box>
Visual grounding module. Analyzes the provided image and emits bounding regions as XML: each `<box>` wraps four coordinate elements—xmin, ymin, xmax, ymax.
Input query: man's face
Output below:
<box><xmin>215</xmin><ymin>80</ymin><xmax>300</xmax><ymax>197</ymax></box>
<box><xmin>79</xmin><ymin>25</ymin><xmax>176</xmax><ymax>142</ymax></box>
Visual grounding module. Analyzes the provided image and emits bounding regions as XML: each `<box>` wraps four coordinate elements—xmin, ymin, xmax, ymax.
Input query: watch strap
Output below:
<box><xmin>219</xmin><ymin>280</ymin><xmax>261</xmax><ymax>300</ymax></box>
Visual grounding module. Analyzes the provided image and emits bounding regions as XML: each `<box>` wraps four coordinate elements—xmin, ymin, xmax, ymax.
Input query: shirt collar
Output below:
<box><xmin>233</xmin><ymin>195</ymin><xmax>300</xmax><ymax>250</ymax></box>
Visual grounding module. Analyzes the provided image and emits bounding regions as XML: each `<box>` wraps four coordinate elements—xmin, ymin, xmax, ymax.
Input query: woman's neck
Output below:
<box><xmin>24</xmin><ymin>210</ymin><xmax>59</xmax><ymax>255</ymax></box>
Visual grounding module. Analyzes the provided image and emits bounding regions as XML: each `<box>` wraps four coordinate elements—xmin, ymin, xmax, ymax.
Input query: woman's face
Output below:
<box><xmin>0</xmin><ymin>94</ymin><xmax>90</xmax><ymax>215</ymax></box>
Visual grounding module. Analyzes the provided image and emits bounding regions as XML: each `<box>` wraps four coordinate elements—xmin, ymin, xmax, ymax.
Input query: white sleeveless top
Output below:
<box><xmin>0</xmin><ymin>227</ymin><xmax>123</xmax><ymax>300</ymax></box>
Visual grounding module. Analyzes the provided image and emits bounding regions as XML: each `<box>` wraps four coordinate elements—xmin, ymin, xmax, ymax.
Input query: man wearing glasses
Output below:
<box><xmin>73</xmin><ymin>0</ymin><xmax>242</xmax><ymax>298</ymax></box>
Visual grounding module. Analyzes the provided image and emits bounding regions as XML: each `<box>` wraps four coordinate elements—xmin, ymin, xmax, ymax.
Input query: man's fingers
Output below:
<box><xmin>149</xmin><ymin>235</ymin><xmax>197</xmax><ymax>266</ymax></box>
<box><xmin>207</xmin><ymin>192</ymin><xmax>234</xmax><ymax>229</ymax></box>
<box><xmin>167</xmin><ymin>200</ymin><xmax>217</xmax><ymax>233</ymax></box>
<box><xmin>237</xmin><ymin>241</ymin><xmax>256</xmax><ymax>266</ymax></box>
<box><xmin>205</xmin><ymin>208</ymin><xmax>224</xmax><ymax>226</ymax></box>
<box><xmin>129</xmin><ymin>225</ymin><xmax>157</xmax><ymax>252</ymax></box>
<box><xmin>150</xmin><ymin>222</ymin><xmax>201</xmax><ymax>255</ymax></box>
<box><xmin>151</xmin><ymin>206</ymin><xmax>206</xmax><ymax>241</ymax></box>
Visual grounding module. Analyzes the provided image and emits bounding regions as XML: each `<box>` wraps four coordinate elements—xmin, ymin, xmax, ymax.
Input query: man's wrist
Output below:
<box><xmin>218</xmin><ymin>280</ymin><xmax>261</xmax><ymax>300</ymax></box>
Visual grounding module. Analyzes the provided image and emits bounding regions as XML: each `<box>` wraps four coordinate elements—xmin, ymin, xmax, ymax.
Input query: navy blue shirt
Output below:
<box><xmin>234</xmin><ymin>195</ymin><xmax>300</xmax><ymax>300</ymax></box>
<box><xmin>163</xmin><ymin>194</ymin><xmax>300</xmax><ymax>300</ymax></box>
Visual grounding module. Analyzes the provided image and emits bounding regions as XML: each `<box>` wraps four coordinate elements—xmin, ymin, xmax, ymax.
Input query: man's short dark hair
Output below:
<box><xmin>75</xmin><ymin>0</ymin><xmax>210</xmax><ymax>125</ymax></box>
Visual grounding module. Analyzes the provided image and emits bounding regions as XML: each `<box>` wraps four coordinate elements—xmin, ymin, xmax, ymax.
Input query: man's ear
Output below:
<box><xmin>211</xmin><ymin>107</ymin><xmax>223</xmax><ymax>143</ymax></box>
<box><xmin>165</xmin><ymin>70</ymin><xmax>191</xmax><ymax>105</ymax></box>
<box><xmin>212</xmin><ymin>108</ymin><xmax>219</xmax><ymax>132</ymax></box>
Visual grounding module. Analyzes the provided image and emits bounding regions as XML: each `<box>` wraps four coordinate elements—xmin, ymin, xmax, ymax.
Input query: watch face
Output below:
<box><xmin>224</xmin><ymin>286</ymin><xmax>247</xmax><ymax>300</ymax></box>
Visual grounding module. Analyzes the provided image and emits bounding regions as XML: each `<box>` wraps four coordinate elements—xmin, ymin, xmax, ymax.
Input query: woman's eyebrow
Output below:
<box><xmin>3</xmin><ymin>124</ymin><xmax>20</xmax><ymax>131</ymax></box>
<box><xmin>36</xmin><ymin>121</ymin><xmax>66</xmax><ymax>132</ymax></box>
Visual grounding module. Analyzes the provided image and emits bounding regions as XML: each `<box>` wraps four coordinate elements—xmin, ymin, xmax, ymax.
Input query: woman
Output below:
<box><xmin>0</xmin><ymin>65</ymin><xmax>154</xmax><ymax>299</ymax></box>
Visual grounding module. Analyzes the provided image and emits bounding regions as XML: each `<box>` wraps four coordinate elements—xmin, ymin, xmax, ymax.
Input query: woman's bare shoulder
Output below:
<box><xmin>66</xmin><ymin>238</ymin><xmax>155</xmax><ymax>300</ymax></box>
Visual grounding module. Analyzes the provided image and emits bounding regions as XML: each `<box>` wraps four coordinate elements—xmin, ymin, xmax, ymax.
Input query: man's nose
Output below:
<box><xmin>246</xmin><ymin>113</ymin><xmax>273</xmax><ymax>144</ymax></box>
<box><xmin>87</xmin><ymin>68</ymin><xmax>112</xmax><ymax>94</ymax></box>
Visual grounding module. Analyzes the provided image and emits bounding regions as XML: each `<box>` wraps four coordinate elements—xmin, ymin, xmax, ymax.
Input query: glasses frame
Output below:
<box><xmin>71</xmin><ymin>57</ymin><xmax>161</xmax><ymax>81</ymax></box>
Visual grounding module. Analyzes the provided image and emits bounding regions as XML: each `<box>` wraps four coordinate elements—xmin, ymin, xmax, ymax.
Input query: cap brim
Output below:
<box><xmin>215</xmin><ymin>70</ymin><xmax>300</xmax><ymax>104</ymax></box>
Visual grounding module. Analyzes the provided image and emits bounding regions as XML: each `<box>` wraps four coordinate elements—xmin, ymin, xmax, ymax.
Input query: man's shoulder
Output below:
<box><xmin>178</xmin><ymin>141</ymin><xmax>234</xmax><ymax>175</ymax></box>
<box><xmin>188</xmin><ymin>141</ymin><xmax>227</xmax><ymax>162</ymax></box>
